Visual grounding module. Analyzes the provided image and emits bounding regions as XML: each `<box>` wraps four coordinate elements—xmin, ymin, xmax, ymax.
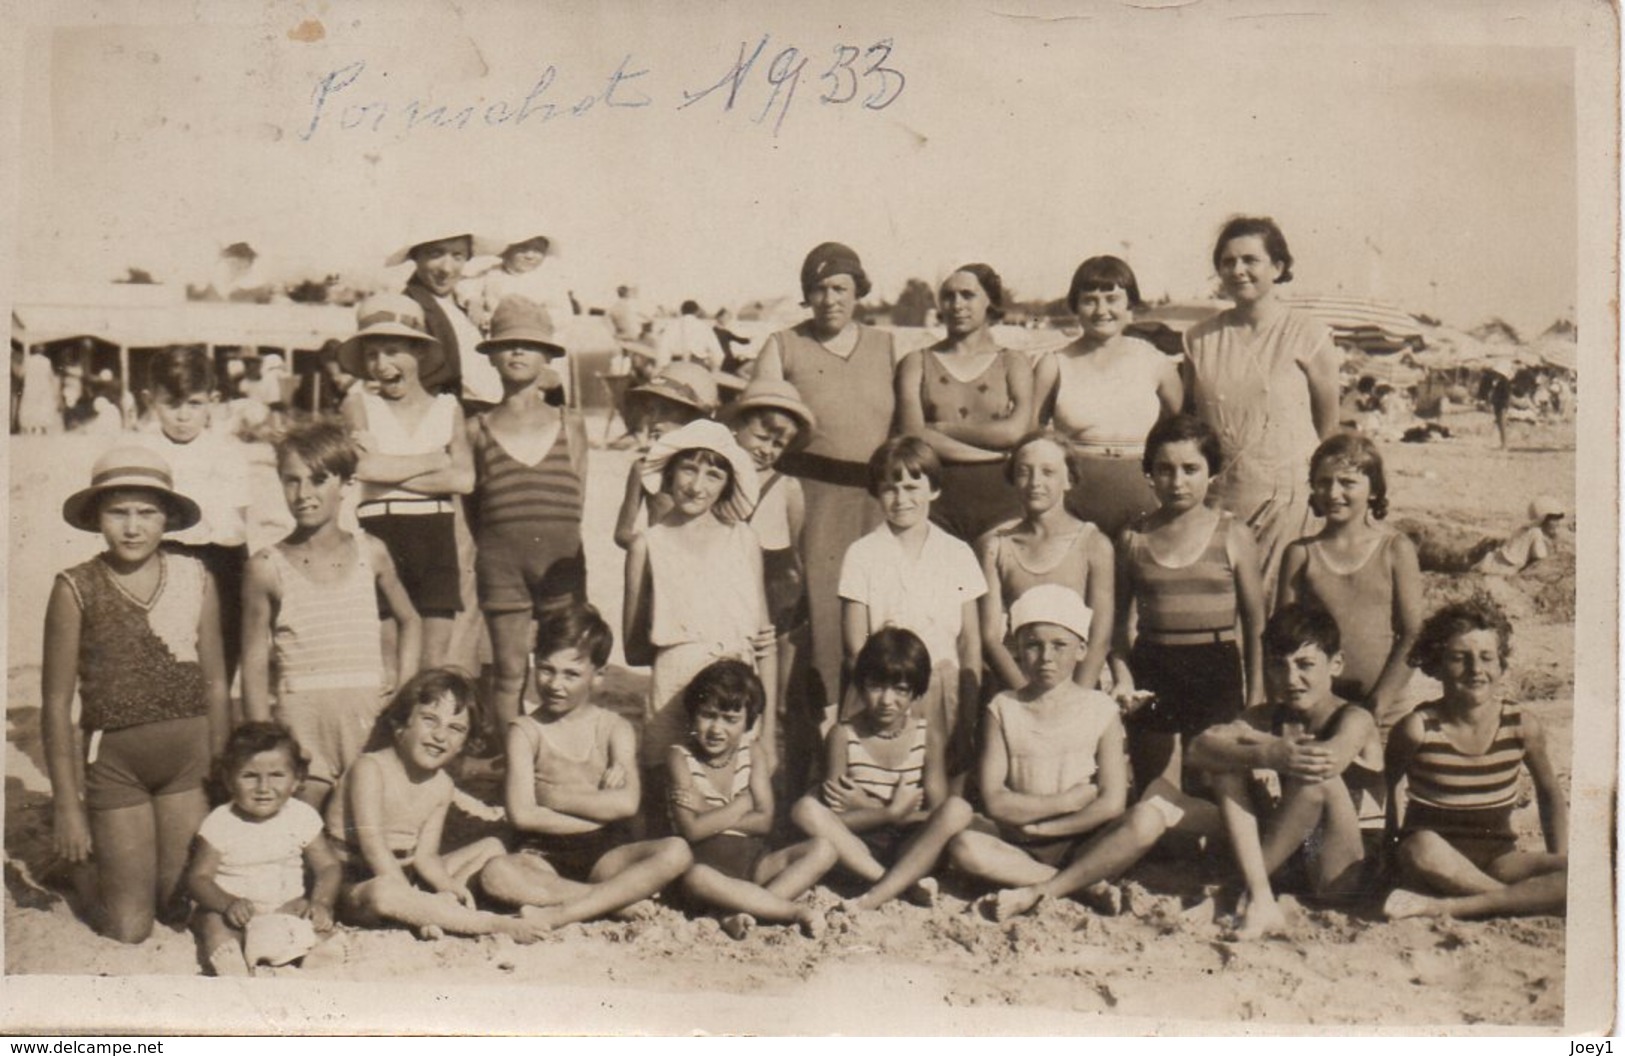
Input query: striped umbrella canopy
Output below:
<box><xmin>1284</xmin><ymin>294</ymin><xmax>1426</xmax><ymax>351</ymax></box>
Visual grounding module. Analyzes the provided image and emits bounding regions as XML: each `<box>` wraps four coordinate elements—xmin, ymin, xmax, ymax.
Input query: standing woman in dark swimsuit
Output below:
<box><xmin>895</xmin><ymin>263</ymin><xmax>1034</xmax><ymax>543</ymax></box>
<box><xmin>753</xmin><ymin>243</ymin><xmax>897</xmax><ymax>727</ymax></box>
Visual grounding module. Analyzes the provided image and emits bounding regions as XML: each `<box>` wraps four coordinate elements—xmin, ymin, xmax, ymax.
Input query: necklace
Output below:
<box><xmin>872</xmin><ymin>721</ymin><xmax>908</xmax><ymax>740</ymax></box>
<box><xmin>699</xmin><ymin>746</ymin><xmax>738</xmax><ymax>770</ymax></box>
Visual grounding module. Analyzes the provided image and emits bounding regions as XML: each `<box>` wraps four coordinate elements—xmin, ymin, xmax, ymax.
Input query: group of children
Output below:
<box><xmin>38</xmin><ymin>288</ymin><xmax>1569</xmax><ymax>974</ymax></box>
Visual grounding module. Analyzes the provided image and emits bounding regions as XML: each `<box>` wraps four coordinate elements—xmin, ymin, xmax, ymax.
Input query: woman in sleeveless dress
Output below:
<box><xmin>1181</xmin><ymin>217</ymin><xmax>1342</xmax><ymax>603</ymax></box>
<box><xmin>1034</xmin><ymin>256</ymin><xmax>1181</xmax><ymax>541</ymax></box>
<box><xmin>896</xmin><ymin>264</ymin><xmax>1034</xmax><ymax>544</ymax></box>
<box><xmin>753</xmin><ymin>243</ymin><xmax>895</xmax><ymax>721</ymax></box>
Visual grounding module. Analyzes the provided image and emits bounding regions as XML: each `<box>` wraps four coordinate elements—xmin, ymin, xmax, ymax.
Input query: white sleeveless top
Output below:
<box><xmin>359</xmin><ymin>392</ymin><xmax>458</xmax><ymax>504</ymax></box>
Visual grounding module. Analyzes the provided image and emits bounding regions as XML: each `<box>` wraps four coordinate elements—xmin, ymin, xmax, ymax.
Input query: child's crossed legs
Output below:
<box><xmin>481</xmin><ymin>836</ymin><xmax>692</xmax><ymax>927</ymax></box>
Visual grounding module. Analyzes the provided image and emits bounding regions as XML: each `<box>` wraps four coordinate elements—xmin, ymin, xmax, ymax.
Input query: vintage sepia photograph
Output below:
<box><xmin>1</xmin><ymin>0</ymin><xmax>1616</xmax><ymax>1037</ymax></box>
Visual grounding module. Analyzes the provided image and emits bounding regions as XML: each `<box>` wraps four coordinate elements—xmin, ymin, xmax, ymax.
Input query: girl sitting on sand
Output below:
<box><xmin>668</xmin><ymin>660</ymin><xmax>836</xmax><ymax>939</ymax></box>
<box><xmin>41</xmin><ymin>447</ymin><xmax>230</xmax><ymax>943</ymax></box>
<box><xmin>1382</xmin><ymin>598</ymin><xmax>1567</xmax><ymax>920</ymax></box>
<box><xmin>977</xmin><ymin>432</ymin><xmax>1114</xmax><ymax>692</ymax></box>
<box><xmin>790</xmin><ymin>628</ymin><xmax>973</xmax><ymax>913</ymax></box>
<box><xmin>325</xmin><ymin>669</ymin><xmax>547</xmax><ymax>942</ymax></box>
<box><xmin>1278</xmin><ymin>432</ymin><xmax>1422</xmax><ymax>733</ymax></box>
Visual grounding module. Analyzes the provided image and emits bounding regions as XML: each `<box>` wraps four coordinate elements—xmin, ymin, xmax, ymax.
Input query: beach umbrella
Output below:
<box><xmin>1284</xmin><ymin>294</ymin><xmax>1426</xmax><ymax>352</ymax></box>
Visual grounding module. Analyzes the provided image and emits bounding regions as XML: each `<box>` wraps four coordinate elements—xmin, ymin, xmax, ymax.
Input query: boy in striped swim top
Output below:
<box><xmin>791</xmin><ymin>628</ymin><xmax>972</xmax><ymax>913</ymax></box>
<box><xmin>1382</xmin><ymin>598</ymin><xmax>1567</xmax><ymax>920</ymax></box>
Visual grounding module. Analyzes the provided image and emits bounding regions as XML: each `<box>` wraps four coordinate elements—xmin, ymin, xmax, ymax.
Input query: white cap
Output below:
<box><xmin>1009</xmin><ymin>584</ymin><xmax>1093</xmax><ymax>642</ymax></box>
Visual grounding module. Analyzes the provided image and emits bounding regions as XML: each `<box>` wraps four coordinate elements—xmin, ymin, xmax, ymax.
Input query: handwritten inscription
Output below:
<box><xmin>297</xmin><ymin>36</ymin><xmax>904</xmax><ymax>141</ymax></box>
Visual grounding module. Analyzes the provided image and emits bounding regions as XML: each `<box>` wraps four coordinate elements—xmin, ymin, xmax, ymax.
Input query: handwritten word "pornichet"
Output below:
<box><xmin>297</xmin><ymin>57</ymin><xmax>652</xmax><ymax>141</ymax></box>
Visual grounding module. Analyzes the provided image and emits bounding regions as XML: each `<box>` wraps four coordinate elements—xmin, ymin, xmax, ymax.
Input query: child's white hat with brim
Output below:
<box><xmin>62</xmin><ymin>445</ymin><xmax>202</xmax><ymax>534</ymax></box>
<box><xmin>640</xmin><ymin>419</ymin><xmax>760</xmax><ymax>523</ymax></box>
<box><xmin>385</xmin><ymin>230</ymin><xmax>504</xmax><ymax>268</ymax></box>
<box><xmin>243</xmin><ymin>913</ymin><xmax>318</xmax><ymax>968</ymax></box>
<box><xmin>1009</xmin><ymin>584</ymin><xmax>1093</xmax><ymax>643</ymax></box>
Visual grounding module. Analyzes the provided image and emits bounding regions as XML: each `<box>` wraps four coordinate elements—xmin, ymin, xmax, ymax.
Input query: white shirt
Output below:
<box><xmin>838</xmin><ymin>523</ymin><xmax>986</xmax><ymax>669</ymax></box>
<box><xmin>131</xmin><ymin>428</ymin><xmax>251</xmax><ymax>547</ymax></box>
<box><xmin>197</xmin><ymin>800</ymin><xmax>323</xmax><ymax>914</ymax></box>
<box><xmin>655</xmin><ymin>316</ymin><xmax>724</xmax><ymax>372</ymax></box>
<box><xmin>434</xmin><ymin>292</ymin><xmax>503</xmax><ymax>405</ymax></box>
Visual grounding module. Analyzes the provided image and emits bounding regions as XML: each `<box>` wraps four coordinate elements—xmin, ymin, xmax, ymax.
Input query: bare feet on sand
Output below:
<box><xmin>416</xmin><ymin>924</ymin><xmax>446</xmax><ymax>941</ymax></box>
<box><xmin>795</xmin><ymin>907</ymin><xmax>827</xmax><ymax>939</ymax></box>
<box><xmin>1080</xmin><ymin>881</ymin><xmax>1124</xmax><ymax>917</ymax></box>
<box><xmin>903</xmin><ymin>877</ymin><xmax>939</xmax><ymax>909</ymax></box>
<box><xmin>991</xmin><ymin>887</ymin><xmax>1043</xmax><ymax>921</ymax></box>
<box><xmin>721</xmin><ymin>913</ymin><xmax>755</xmax><ymax>940</ymax></box>
<box><xmin>613</xmin><ymin>899</ymin><xmax>659</xmax><ymax>923</ymax></box>
<box><xmin>1382</xmin><ymin>888</ymin><xmax>1438</xmax><ymax>920</ymax></box>
<box><xmin>504</xmin><ymin>906</ymin><xmax>560</xmax><ymax>942</ymax></box>
<box><xmin>208</xmin><ymin>942</ymin><xmax>250</xmax><ymax>977</ymax></box>
<box><xmin>1227</xmin><ymin>895</ymin><xmax>1289</xmax><ymax>939</ymax></box>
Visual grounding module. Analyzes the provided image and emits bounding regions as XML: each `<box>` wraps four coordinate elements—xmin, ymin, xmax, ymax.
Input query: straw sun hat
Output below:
<box><xmin>384</xmin><ymin>230</ymin><xmax>504</xmax><ymax>268</ymax></box>
<box><xmin>721</xmin><ymin>377</ymin><xmax>818</xmax><ymax>449</ymax></box>
<box><xmin>477</xmin><ymin>298</ymin><xmax>566</xmax><ymax>356</ymax></box>
<box><xmin>62</xmin><ymin>446</ymin><xmax>202</xmax><ymax>534</ymax></box>
<box><xmin>335</xmin><ymin>293</ymin><xmax>447</xmax><ymax>380</ymax></box>
<box><xmin>639</xmin><ymin>419</ymin><xmax>760</xmax><ymax>523</ymax></box>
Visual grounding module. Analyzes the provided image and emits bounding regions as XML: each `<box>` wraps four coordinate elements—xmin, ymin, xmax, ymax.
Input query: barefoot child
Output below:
<box><xmin>977</xmin><ymin>432</ymin><xmax>1114</xmax><ymax>692</ymax></box>
<box><xmin>790</xmin><ymin>628</ymin><xmax>973</xmax><ymax>912</ymax></box>
<box><xmin>839</xmin><ymin>437</ymin><xmax>985</xmax><ymax>775</ymax></box>
<box><xmin>132</xmin><ymin>346</ymin><xmax>252</xmax><ymax>689</ymax></box>
<box><xmin>468</xmin><ymin>297</ymin><xmax>588</xmax><ymax>729</ymax></box>
<box><xmin>1278</xmin><ymin>432</ymin><xmax>1423</xmax><ymax>732</ymax></box>
<box><xmin>41</xmin><ymin>447</ymin><xmax>230</xmax><ymax>942</ymax></box>
<box><xmin>947</xmin><ymin>586</ymin><xmax>1128</xmax><ymax>917</ymax></box>
<box><xmin>326</xmin><ymin>669</ymin><xmax>544</xmax><ymax>941</ymax></box>
<box><xmin>187</xmin><ymin>722</ymin><xmax>343</xmax><ymax>975</ymax></box>
<box><xmin>480</xmin><ymin>605</ymin><xmax>694</xmax><ymax>925</ymax></box>
<box><xmin>668</xmin><ymin>660</ymin><xmax>836</xmax><ymax>938</ymax></box>
<box><xmin>724</xmin><ymin>378</ymin><xmax>819</xmax><ymax>785</ymax></box>
<box><xmin>1382</xmin><ymin>598</ymin><xmax>1567</xmax><ymax>920</ymax></box>
<box><xmin>612</xmin><ymin>360</ymin><xmax>720</xmax><ymax>550</ymax></box>
<box><xmin>242</xmin><ymin>422</ymin><xmax>422</xmax><ymax>810</ymax></box>
<box><xmin>1187</xmin><ymin>604</ymin><xmax>1382</xmax><ymax>936</ymax></box>
<box><xmin>623</xmin><ymin>420</ymin><xmax>776</xmax><ymax>787</ymax></box>
<box><xmin>338</xmin><ymin>293</ymin><xmax>475</xmax><ymax>668</ymax></box>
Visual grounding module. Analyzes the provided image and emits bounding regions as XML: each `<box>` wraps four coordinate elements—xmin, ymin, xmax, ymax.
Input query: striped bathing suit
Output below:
<box><xmin>678</xmin><ymin>745</ymin><xmax>754</xmax><ymax>838</ymax></box>
<box><xmin>268</xmin><ymin>539</ymin><xmax>383</xmax><ymax>694</ymax></box>
<box><xmin>1401</xmin><ymin>701</ymin><xmax>1525</xmax><ymax>865</ymax></box>
<box><xmin>471</xmin><ymin>413</ymin><xmax>586</xmax><ymax>614</ymax></box>
<box><xmin>836</xmin><ymin>718</ymin><xmax>929</xmax><ymax>805</ymax></box>
<box><xmin>1125</xmin><ymin>511</ymin><xmax>1238</xmax><ymax>637</ymax></box>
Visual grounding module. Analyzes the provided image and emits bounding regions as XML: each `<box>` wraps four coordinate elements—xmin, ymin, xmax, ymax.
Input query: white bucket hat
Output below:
<box><xmin>1009</xmin><ymin>584</ymin><xmax>1094</xmax><ymax>643</ymax></box>
<box><xmin>640</xmin><ymin>419</ymin><xmax>760</xmax><ymax>523</ymax></box>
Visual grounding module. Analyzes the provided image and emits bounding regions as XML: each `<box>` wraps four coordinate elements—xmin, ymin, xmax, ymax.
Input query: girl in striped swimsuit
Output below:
<box><xmin>1383</xmin><ymin>598</ymin><xmax>1567</xmax><ymax>920</ymax></box>
<box><xmin>667</xmin><ymin>660</ymin><xmax>835</xmax><ymax>939</ymax></box>
<box><xmin>791</xmin><ymin>628</ymin><xmax>973</xmax><ymax>912</ymax></box>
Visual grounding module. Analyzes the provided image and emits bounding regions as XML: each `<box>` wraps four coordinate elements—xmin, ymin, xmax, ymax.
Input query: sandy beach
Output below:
<box><xmin>3</xmin><ymin>406</ymin><xmax>1580</xmax><ymax>1033</ymax></box>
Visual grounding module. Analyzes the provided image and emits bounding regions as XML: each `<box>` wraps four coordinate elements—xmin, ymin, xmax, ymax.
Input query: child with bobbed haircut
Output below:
<box><xmin>1278</xmin><ymin>432</ymin><xmax>1422</xmax><ymax>732</ymax></box>
<box><xmin>242</xmin><ymin>420</ymin><xmax>421</xmax><ymax>810</ymax></box>
<box><xmin>840</xmin><ymin>437</ymin><xmax>985</xmax><ymax>775</ymax></box>
<box><xmin>1383</xmin><ymin>597</ymin><xmax>1567</xmax><ymax>920</ymax></box>
<box><xmin>188</xmin><ymin>722</ymin><xmax>342</xmax><ymax>975</ymax></box>
<box><xmin>326</xmin><ymin>668</ymin><xmax>545</xmax><ymax>942</ymax></box>
<box><xmin>792</xmin><ymin>628</ymin><xmax>973</xmax><ymax>913</ymax></box>
<box><xmin>667</xmin><ymin>659</ymin><xmax>836</xmax><ymax>939</ymax></box>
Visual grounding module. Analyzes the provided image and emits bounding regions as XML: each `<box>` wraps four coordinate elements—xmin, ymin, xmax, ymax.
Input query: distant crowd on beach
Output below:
<box><xmin>32</xmin><ymin>216</ymin><xmax>1568</xmax><ymax>975</ymax></box>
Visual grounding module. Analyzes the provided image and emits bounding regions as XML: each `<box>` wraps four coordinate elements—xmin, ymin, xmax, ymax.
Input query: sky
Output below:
<box><xmin>12</xmin><ymin>0</ymin><xmax>1597</xmax><ymax>338</ymax></box>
